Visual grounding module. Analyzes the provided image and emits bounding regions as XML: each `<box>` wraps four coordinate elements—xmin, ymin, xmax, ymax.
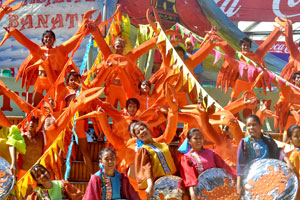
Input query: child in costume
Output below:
<box><xmin>26</xmin><ymin>164</ymin><xmax>83</xmax><ymax>200</ymax></box>
<box><xmin>179</xmin><ymin>128</ymin><xmax>236</xmax><ymax>200</ymax></box>
<box><xmin>236</xmin><ymin>115</ymin><xmax>294</xmax><ymax>196</ymax></box>
<box><xmin>131</xmin><ymin>121</ymin><xmax>177</xmax><ymax>199</ymax></box>
<box><xmin>84</xmin><ymin>148</ymin><xmax>139</xmax><ymax>200</ymax></box>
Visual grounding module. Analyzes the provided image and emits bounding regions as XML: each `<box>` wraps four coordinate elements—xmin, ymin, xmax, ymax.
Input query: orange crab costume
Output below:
<box><xmin>216</xmin><ymin>25</ymin><xmax>282</xmax><ymax>99</ymax></box>
<box><xmin>276</xmin><ymin>17</ymin><xmax>300</xmax><ymax>82</ymax></box>
<box><xmin>0</xmin><ymin>10</ymin><xmax>99</xmax><ymax>106</ymax></box>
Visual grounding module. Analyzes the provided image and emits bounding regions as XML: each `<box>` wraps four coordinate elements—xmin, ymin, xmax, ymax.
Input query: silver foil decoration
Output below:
<box><xmin>242</xmin><ymin>158</ymin><xmax>298</xmax><ymax>200</ymax></box>
<box><xmin>0</xmin><ymin>157</ymin><xmax>15</xmax><ymax>199</ymax></box>
<box><xmin>195</xmin><ymin>168</ymin><xmax>236</xmax><ymax>199</ymax></box>
<box><xmin>151</xmin><ymin>175</ymin><xmax>183</xmax><ymax>200</ymax></box>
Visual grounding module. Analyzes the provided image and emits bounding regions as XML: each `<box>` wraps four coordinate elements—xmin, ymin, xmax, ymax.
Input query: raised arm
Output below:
<box><xmin>2</xmin><ymin>27</ymin><xmax>39</xmax><ymax>52</ymax></box>
<box><xmin>0</xmin><ymin>79</ymin><xmax>34</xmax><ymax>114</ymax></box>
<box><xmin>89</xmin><ymin>24</ymin><xmax>112</xmax><ymax>60</ymax></box>
<box><xmin>255</xmin><ymin>26</ymin><xmax>282</xmax><ymax>59</ymax></box>
<box><xmin>185</xmin><ymin>38</ymin><xmax>217</xmax><ymax>70</ymax></box>
<box><xmin>154</xmin><ymin>84</ymin><xmax>178</xmax><ymax>144</ymax></box>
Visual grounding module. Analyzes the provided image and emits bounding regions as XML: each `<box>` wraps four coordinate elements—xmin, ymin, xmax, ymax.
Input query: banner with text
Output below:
<box><xmin>0</xmin><ymin>0</ymin><xmax>117</xmax><ymax>68</ymax></box>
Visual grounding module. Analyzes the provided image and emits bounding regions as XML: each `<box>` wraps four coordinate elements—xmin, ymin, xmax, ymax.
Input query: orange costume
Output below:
<box><xmin>276</xmin><ymin>17</ymin><xmax>300</xmax><ymax>82</ymax></box>
<box><xmin>217</xmin><ymin>26</ymin><xmax>282</xmax><ymax>97</ymax></box>
<box><xmin>0</xmin><ymin>10</ymin><xmax>96</xmax><ymax>96</ymax></box>
<box><xmin>91</xmin><ymin>24</ymin><xmax>170</xmax><ymax>108</ymax></box>
<box><xmin>0</xmin><ymin>0</ymin><xmax>22</xmax><ymax>21</ymax></box>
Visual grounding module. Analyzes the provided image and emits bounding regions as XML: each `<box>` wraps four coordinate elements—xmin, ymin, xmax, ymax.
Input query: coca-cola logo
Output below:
<box><xmin>215</xmin><ymin>0</ymin><xmax>300</xmax><ymax>19</ymax></box>
<box><xmin>214</xmin><ymin>0</ymin><xmax>241</xmax><ymax>17</ymax></box>
<box><xmin>273</xmin><ymin>0</ymin><xmax>300</xmax><ymax>18</ymax></box>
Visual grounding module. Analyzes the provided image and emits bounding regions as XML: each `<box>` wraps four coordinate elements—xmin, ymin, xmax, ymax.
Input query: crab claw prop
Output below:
<box><xmin>0</xmin><ymin>27</ymin><xmax>13</xmax><ymax>46</ymax></box>
<box><xmin>0</xmin><ymin>110</ymin><xmax>12</xmax><ymax>127</ymax></box>
<box><xmin>0</xmin><ymin>0</ymin><xmax>22</xmax><ymax>21</ymax></box>
<box><xmin>78</xmin><ymin>9</ymin><xmax>97</xmax><ymax>27</ymax></box>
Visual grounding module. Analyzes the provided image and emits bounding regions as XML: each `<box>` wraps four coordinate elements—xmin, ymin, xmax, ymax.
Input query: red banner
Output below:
<box><xmin>216</xmin><ymin>0</ymin><xmax>300</xmax><ymax>22</ymax></box>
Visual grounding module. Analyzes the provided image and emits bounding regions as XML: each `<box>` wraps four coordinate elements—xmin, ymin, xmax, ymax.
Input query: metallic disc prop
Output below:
<box><xmin>195</xmin><ymin>168</ymin><xmax>239</xmax><ymax>199</ymax></box>
<box><xmin>151</xmin><ymin>175</ymin><xmax>183</xmax><ymax>200</ymax></box>
<box><xmin>242</xmin><ymin>158</ymin><xmax>298</xmax><ymax>200</ymax></box>
<box><xmin>0</xmin><ymin>157</ymin><xmax>15</xmax><ymax>199</ymax></box>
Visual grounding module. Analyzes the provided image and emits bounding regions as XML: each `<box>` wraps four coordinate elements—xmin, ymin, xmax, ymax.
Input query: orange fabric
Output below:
<box><xmin>283</xmin><ymin>116</ymin><xmax>296</xmax><ymax>136</ymax></box>
<box><xmin>128</xmin><ymin>176</ymin><xmax>147</xmax><ymax>200</ymax></box>
<box><xmin>230</xmin><ymin>79</ymin><xmax>254</xmax><ymax>98</ymax></box>
<box><xmin>7</xmin><ymin>22</ymin><xmax>87</xmax><ymax>91</ymax></box>
<box><xmin>33</xmin><ymin>76</ymin><xmax>51</xmax><ymax>94</ymax></box>
<box><xmin>0</xmin><ymin>110</ymin><xmax>12</xmax><ymax>127</ymax></box>
<box><xmin>75</xmin><ymin>119</ymin><xmax>87</xmax><ymax>139</ymax></box>
<box><xmin>105</xmin><ymin>84</ymin><xmax>127</xmax><ymax>109</ymax></box>
<box><xmin>16</xmin><ymin>169</ymin><xmax>27</xmax><ymax>181</ymax></box>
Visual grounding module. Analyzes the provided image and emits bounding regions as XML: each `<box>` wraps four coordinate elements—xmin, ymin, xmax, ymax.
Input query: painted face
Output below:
<box><xmin>32</xmin><ymin>167</ymin><xmax>51</xmax><ymax>185</ymax></box>
<box><xmin>293</xmin><ymin>74</ymin><xmax>300</xmax><ymax>87</ymax></box>
<box><xmin>127</xmin><ymin>103</ymin><xmax>138</xmax><ymax>116</ymax></box>
<box><xmin>291</xmin><ymin>128</ymin><xmax>300</xmax><ymax>148</ymax></box>
<box><xmin>246</xmin><ymin>118</ymin><xmax>262</xmax><ymax>139</ymax></box>
<box><xmin>188</xmin><ymin>131</ymin><xmax>204</xmax><ymax>152</ymax></box>
<box><xmin>100</xmin><ymin>151</ymin><xmax>117</xmax><ymax>173</ymax></box>
<box><xmin>133</xmin><ymin>124</ymin><xmax>152</xmax><ymax>142</ymax></box>
<box><xmin>42</xmin><ymin>32</ymin><xmax>55</xmax><ymax>48</ymax></box>
<box><xmin>113</xmin><ymin>40</ymin><xmax>125</xmax><ymax>55</ymax></box>
<box><xmin>140</xmin><ymin>82</ymin><xmax>151</xmax><ymax>95</ymax></box>
<box><xmin>68</xmin><ymin>75</ymin><xmax>80</xmax><ymax>90</ymax></box>
<box><xmin>241</xmin><ymin>41</ymin><xmax>251</xmax><ymax>52</ymax></box>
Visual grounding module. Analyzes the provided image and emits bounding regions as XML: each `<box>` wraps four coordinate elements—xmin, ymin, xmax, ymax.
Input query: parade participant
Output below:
<box><xmin>276</xmin><ymin>17</ymin><xmax>300</xmax><ymax>81</ymax></box>
<box><xmin>216</xmin><ymin>26</ymin><xmax>282</xmax><ymax>102</ymax></box>
<box><xmin>180</xmin><ymin>128</ymin><xmax>236</xmax><ymax>200</ymax></box>
<box><xmin>132</xmin><ymin>120</ymin><xmax>177</xmax><ymax>199</ymax></box>
<box><xmin>17</xmin><ymin>116</ymin><xmax>46</xmax><ymax>180</ymax></box>
<box><xmin>84</xmin><ymin>148</ymin><xmax>140</xmax><ymax>200</ymax></box>
<box><xmin>0</xmin><ymin>9</ymin><xmax>96</xmax><ymax>106</ymax></box>
<box><xmin>55</xmin><ymin>70</ymin><xmax>81</xmax><ymax>110</ymax></box>
<box><xmin>286</xmin><ymin>125</ymin><xmax>300</xmax><ymax>199</ymax></box>
<box><xmin>26</xmin><ymin>164</ymin><xmax>83</xmax><ymax>200</ymax></box>
<box><xmin>236</xmin><ymin>115</ymin><xmax>294</xmax><ymax>196</ymax></box>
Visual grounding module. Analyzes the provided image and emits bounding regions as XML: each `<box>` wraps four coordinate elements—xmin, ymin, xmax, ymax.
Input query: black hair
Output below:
<box><xmin>30</xmin><ymin>164</ymin><xmax>49</xmax><ymax>187</ymax></box>
<box><xmin>42</xmin><ymin>30</ymin><xmax>56</xmax><ymax>45</ymax></box>
<box><xmin>128</xmin><ymin>120</ymin><xmax>149</xmax><ymax>137</ymax></box>
<box><xmin>126</xmin><ymin>98</ymin><xmax>140</xmax><ymax>110</ymax></box>
<box><xmin>239</xmin><ymin>37</ymin><xmax>252</xmax><ymax>48</ymax></box>
<box><xmin>187</xmin><ymin>128</ymin><xmax>202</xmax><ymax>140</ymax></box>
<box><xmin>292</xmin><ymin>71</ymin><xmax>300</xmax><ymax>81</ymax></box>
<box><xmin>30</xmin><ymin>115</ymin><xmax>39</xmax><ymax>124</ymax></box>
<box><xmin>98</xmin><ymin>148</ymin><xmax>116</xmax><ymax>161</ymax></box>
<box><xmin>66</xmin><ymin>71</ymin><xmax>81</xmax><ymax>83</ymax></box>
<box><xmin>287</xmin><ymin>125</ymin><xmax>300</xmax><ymax>138</ymax></box>
<box><xmin>175</xmin><ymin>46</ymin><xmax>185</xmax><ymax>53</ymax></box>
<box><xmin>245</xmin><ymin>114</ymin><xmax>261</xmax><ymax>126</ymax></box>
<box><xmin>138</xmin><ymin>80</ymin><xmax>151</xmax><ymax>89</ymax></box>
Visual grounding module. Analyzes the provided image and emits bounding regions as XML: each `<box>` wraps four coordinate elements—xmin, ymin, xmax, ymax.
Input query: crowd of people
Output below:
<box><xmin>1</xmin><ymin>3</ymin><xmax>300</xmax><ymax>200</ymax></box>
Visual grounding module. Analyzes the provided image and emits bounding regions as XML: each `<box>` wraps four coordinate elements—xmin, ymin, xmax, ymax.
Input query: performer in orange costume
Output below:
<box><xmin>0</xmin><ymin>9</ymin><xmax>98</xmax><ymax>106</ymax></box>
<box><xmin>276</xmin><ymin>17</ymin><xmax>300</xmax><ymax>82</ymax></box>
<box><xmin>89</xmin><ymin>20</ymin><xmax>167</xmax><ymax>108</ymax></box>
<box><xmin>216</xmin><ymin>26</ymin><xmax>282</xmax><ymax>102</ymax></box>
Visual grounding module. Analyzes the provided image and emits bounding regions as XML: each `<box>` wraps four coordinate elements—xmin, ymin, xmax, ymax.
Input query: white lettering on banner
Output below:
<box><xmin>273</xmin><ymin>0</ymin><xmax>300</xmax><ymax>18</ymax></box>
<box><xmin>214</xmin><ymin>0</ymin><xmax>241</xmax><ymax>17</ymax></box>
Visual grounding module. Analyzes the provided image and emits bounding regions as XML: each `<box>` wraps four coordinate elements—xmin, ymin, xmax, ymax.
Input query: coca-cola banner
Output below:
<box><xmin>215</xmin><ymin>0</ymin><xmax>300</xmax><ymax>22</ymax></box>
